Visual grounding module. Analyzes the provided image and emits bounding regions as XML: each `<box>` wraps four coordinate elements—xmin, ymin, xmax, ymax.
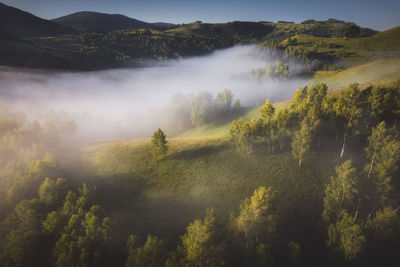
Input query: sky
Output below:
<box><xmin>2</xmin><ymin>0</ymin><xmax>400</xmax><ymax>30</ymax></box>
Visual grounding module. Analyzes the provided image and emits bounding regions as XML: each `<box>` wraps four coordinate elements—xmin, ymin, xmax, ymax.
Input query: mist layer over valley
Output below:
<box><xmin>0</xmin><ymin>45</ymin><xmax>306</xmax><ymax>139</ymax></box>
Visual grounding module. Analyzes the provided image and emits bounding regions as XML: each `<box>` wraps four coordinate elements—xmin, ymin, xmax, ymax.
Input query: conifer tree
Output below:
<box><xmin>151</xmin><ymin>128</ymin><xmax>168</xmax><ymax>160</ymax></box>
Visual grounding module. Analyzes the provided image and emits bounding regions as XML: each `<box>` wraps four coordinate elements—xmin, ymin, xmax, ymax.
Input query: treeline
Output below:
<box><xmin>258</xmin><ymin>39</ymin><xmax>341</xmax><ymax>72</ymax></box>
<box><xmin>250</xmin><ymin>60</ymin><xmax>289</xmax><ymax>81</ymax></box>
<box><xmin>231</xmin><ymin>81</ymin><xmax>400</xmax><ymax>158</ymax></box>
<box><xmin>76</xmin><ymin>22</ymin><xmax>273</xmax><ymax>64</ymax></box>
<box><xmin>162</xmin><ymin>89</ymin><xmax>241</xmax><ymax>135</ymax></box>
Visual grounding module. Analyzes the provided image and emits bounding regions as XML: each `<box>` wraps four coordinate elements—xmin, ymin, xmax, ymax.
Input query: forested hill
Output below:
<box><xmin>0</xmin><ymin>2</ymin><xmax>77</xmax><ymax>37</ymax></box>
<box><xmin>263</xmin><ymin>19</ymin><xmax>377</xmax><ymax>41</ymax></box>
<box><xmin>0</xmin><ymin>2</ymin><xmax>385</xmax><ymax>70</ymax></box>
<box><xmin>51</xmin><ymin>11</ymin><xmax>154</xmax><ymax>32</ymax></box>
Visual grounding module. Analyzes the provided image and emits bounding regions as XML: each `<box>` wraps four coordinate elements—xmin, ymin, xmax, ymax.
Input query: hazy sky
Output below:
<box><xmin>2</xmin><ymin>0</ymin><xmax>400</xmax><ymax>30</ymax></box>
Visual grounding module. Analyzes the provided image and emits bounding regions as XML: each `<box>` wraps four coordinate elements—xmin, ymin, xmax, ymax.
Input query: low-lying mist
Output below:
<box><xmin>0</xmin><ymin>45</ymin><xmax>308</xmax><ymax>140</ymax></box>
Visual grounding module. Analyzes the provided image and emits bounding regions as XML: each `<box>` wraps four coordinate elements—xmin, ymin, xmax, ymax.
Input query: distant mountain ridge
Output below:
<box><xmin>1</xmin><ymin>1</ymin><xmax>395</xmax><ymax>71</ymax></box>
<box><xmin>0</xmin><ymin>2</ymin><xmax>77</xmax><ymax>37</ymax></box>
<box><xmin>51</xmin><ymin>11</ymin><xmax>155</xmax><ymax>32</ymax></box>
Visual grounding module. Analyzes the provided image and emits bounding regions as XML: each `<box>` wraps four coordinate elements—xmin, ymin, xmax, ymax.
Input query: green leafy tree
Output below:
<box><xmin>0</xmin><ymin>177</ymin><xmax>70</xmax><ymax>267</ymax></box>
<box><xmin>364</xmin><ymin>207</ymin><xmax>400</xmax><ymax>266</ymax></box>
<box><xmin>291</xmin><ymin>116</ymin><xmax>319</xmax><ymax>166</ymax></box>
<box><xmin>333</xmin><ymin>83</ymin><xmax>364</xmax><ymax>158</ymax></box>
<box><xmin>260</xmin><ymin>99</ymin><xmax>275</xmax><ymax>120</ymax></box>
<box><xmin>369</xmin><ymin>86</ymin><xmax>400</xmax><ymax>126</ymax></box>
<box><xmin>230</xmin><ymin>119</ymin><xmax>263</xmax><ymax>154</ymax></box>
<box><xmin>230</xmin><ymin>186</ymin><xmax>276</xmax><ymax>266</ymax></box>
<box><xmin>126</xmin><ymin>234</ymin><xmax>168</xmax><ymax>267</ymax></box>
<box><xmin>191</xmin><ymin>103</ymin><xmax>207</xmax><ymax>128</ymax></box>
<box><xmin>288</xmin><ymin>83</ymin><xmax>328</xmax><ymax>121</ymax></box>
<box><xmin>273</xmin><ymin>61</ymin><xmax>289</xmax><ymax>79</ymax></box>
<box><xmin>151</xmin><ymin>129</ymin><xmax>168</xmax><ymax>160</ymax></box>
<box><xmin>252</xmin><ymin>61</ymin><xmax>289</xmax><ymax>81</ymax></box>
<box><xmin>366</xmin><ymin>207</ymin><xmax>399</xmax><ymax>242</ymax></box>
<box><xmin>39</xmin><ymin>184</ymin><xmax>113</xmax><ymax>267</ymax></box>
<box><xmin>365</xmin><ymin>122</ymin><xmax>400</xmax><ymax>205</ymax></box>
<box><xmin>190</xmin><ymin>92</ymin><xmax>213</xmax><ymax>128</ymax></box>
<box><xmin>6</xmin><ymin>154</ymin><xmax>62</xmax><ymax>206</ymax></box>
<box><xmin>327</xmin><ymin>210</ymin><xmax>365</xmax><ymax>262</ymax></box>
<box><xmin>38</xmin><ymin>177</ymin><xmax>69</xmax><ymax>207</ymax></box>
<box><xmin>291</xmin><ymin>86</ymin><xmax>308</xmax><ymax>115</ymax></box>
<box><xmin>274</xmin><ymin>107</ymin><xmax>293</xmax><ymax>151</ymax></box>
<box><xmin>215</xmin><ymin>89</ymin><xmax>233</xmax><ymax>111</ymax></box>
<box><xmin>53</xmin><ymin>205</ymin><xmax>113</xmax><ymax>267</ymax></box>
<box><xmin>322</xmin><ymin>160</ymin><xmax>358</xmax><ymax>224</ymax></box>
<box><xmin>306</xmin><ymin>83</ymin><xmax>328</xmax><ymax>117</ymax></box>
<box><xmin>1</xmin><ymin>199</ymin><xmax>49</xmax><ymax>267</ymax></box>
<box><xmin>179</xmin><ymin>209</ymin><xmax>226</xmax><ymax>267</ymax></box>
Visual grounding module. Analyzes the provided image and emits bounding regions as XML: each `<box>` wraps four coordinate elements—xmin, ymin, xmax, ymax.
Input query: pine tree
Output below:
<box><xmin>151</xmin><ymin>128</ymin><xmax>168</xmax><ymax>160</ymax></box>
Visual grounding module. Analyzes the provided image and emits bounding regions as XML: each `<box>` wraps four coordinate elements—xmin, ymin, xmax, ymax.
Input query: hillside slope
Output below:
<box><xmin>177</xmin><ymin>58</ymin><xmax>400</xmax><ymax>139</ymax></box>
<box><xmin>52</xmin><ymin>11</ymin><xmax>152</xmax><ymax>32</ymax></box>
<box><xmin>263</xmin><ymin>19</ymin><xmax>377</xmax><ymax>41</ymax></box>
<box><xmin>87</xmin><ymin>136</ymin><xmax>340</xmax><ymax>238</ymax></box>
<box><xmin>0</xmin><ymin>2</ymin><xmax>77</xmax><ymax>37</ymax></box>
<box><xmin>310</xmin><ymin>57</ymin><xmax>400</xmax><ymax>88</ymax></box>
<box><xmin>272</xmin><ymin>26</ymin><xmax>400</xmax><ymax>67</ymax></box>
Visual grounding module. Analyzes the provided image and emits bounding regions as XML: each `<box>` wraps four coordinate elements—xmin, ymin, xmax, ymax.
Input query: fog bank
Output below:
<box><xmin>0</xmin><ymin>45</ymin><xmax>307</xmax><ymax>139</ymax></box>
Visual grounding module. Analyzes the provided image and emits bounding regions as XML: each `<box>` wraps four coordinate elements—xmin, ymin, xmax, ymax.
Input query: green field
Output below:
<box><xmin>309</xmin><ymin>57</ymin><xmax>400</xmax><ymax>89</ymax></box>
<box><xmin>86</xmin><ymin>134</ymin><xmax>340</xmax><ymax>238</ymax></box>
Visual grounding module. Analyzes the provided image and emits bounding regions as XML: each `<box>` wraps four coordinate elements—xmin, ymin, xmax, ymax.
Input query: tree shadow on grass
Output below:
<box><xmin>93</xmin><ymin>173</ymin><xmax>151</xmax><ymax>211</ymax></box>
<box><xmin>169</xmin><ymin>143</ymin><xmax>230</xmax><ymax>160</ymax></box>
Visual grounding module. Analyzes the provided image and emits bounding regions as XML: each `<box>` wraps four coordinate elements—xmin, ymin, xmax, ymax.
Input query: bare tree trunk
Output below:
<box><xmin>367</xmin><ymin>128</ymin><xmax>382</xmax><ymax>178</ymax></box>
<box><xmin>367</xmin><ymin>151</ymin><xmax>376</xmax><ymax>178</ymax></box>
<box><xmin>353</xmin><ymin>207</ymin><xmax>359</xmax><ymax>223</ymax></box>
<box><xmin>340</xmin><ymin>134</ymin><xmax>346</xmax><ymax>158</ymax></box>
